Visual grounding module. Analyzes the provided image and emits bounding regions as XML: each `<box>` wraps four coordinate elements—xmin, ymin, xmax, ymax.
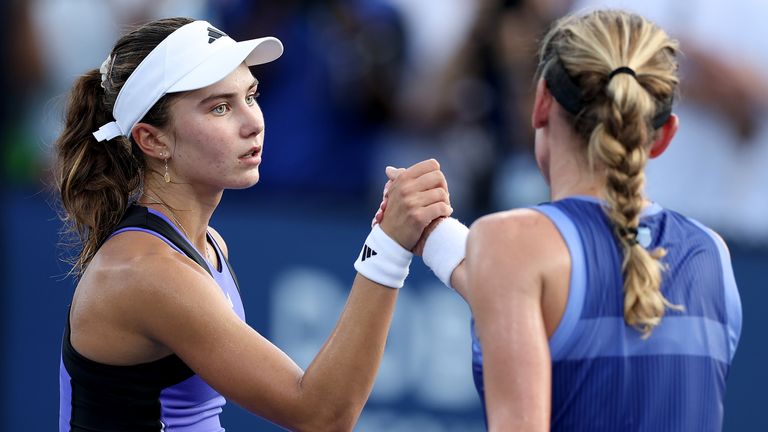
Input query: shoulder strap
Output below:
<box><xmin>207</xmin><ymin>234</ymin><xmax>241</xmax><ymax>293</ymax></box>
<box><xmin>114</xmin><ymin>204</ymin><xmax>212</xmax><ymax>277</ymax></box>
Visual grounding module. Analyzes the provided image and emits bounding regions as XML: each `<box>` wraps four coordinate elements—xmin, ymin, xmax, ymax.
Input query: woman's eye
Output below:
<box><xmin>212</xmin><ymin>104</ymin><xmax>228</xmax><ymax>115</ymax></box>
<box><xmin>246</xmin><ymin>92</ymin><xmax>260</xmax><ymax>105</ymax></box>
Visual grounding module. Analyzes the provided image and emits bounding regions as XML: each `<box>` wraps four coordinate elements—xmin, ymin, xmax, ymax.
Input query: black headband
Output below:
<box><xmin>544</xmin><ymin>57</ymin><xmax>673</xmax><ymax>129</ymax></box>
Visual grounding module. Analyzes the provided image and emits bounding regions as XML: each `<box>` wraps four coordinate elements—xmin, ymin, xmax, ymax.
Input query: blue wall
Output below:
<box><xmin>2</xmin><ymin>186</ymin><xmax>764</xmax><ymax>430</ymax></box>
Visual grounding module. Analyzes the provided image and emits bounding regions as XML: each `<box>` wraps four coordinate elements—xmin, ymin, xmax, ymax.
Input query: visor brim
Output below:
<box><xmin>168</xmin><ymin>37</ymin><xmax>283</xmax><ymax>93</ymax></box>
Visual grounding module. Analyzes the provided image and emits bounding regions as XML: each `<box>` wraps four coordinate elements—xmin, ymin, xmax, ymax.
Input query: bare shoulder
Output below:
<box><xmin>466</xmin><ymin>208</ymin><xmax>568</xmax><ymax>301</ymax></box>
<box><xmin>207</xmin><ymin>226</ymin><xmax>229</xmax><ymax>259</ymax></box>
<box><xmin>71</xmin><ymin>230</ymin><xmax>222</xmax><ymax>364</ymax></box>
<box><xmin>468</xmin><ymin>208</ymin><xmax>554</xmax><ymax>250</ymax></box>
<box><xmin>86</xmin><ymin>230</ymin><xmax>210</xmax><ymax>286</ymax></box>
<box><xmin>98</xmin><ymin>230</ymin><xmax>226</xmax><ymax>309</ymax></box>
<box><xmin>77</xmin><ymin>232</ymin><xmax>216</xmax><ymax>319</ymax></box>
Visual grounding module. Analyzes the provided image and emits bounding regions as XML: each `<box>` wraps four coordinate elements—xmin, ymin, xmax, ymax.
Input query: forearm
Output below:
<box><xmin>297</xmin><ymin>274</ymin><xmax>397</xmax><ymax>429</ymax></box>
<box><xmin>450</xmin><ymin>260</ymin><xmax>469</xmax><ymax>302</ymax></box>
<box><xmin>288</xmin><ymin>157</ymin><xmax>449</xmax><ymax>428</ymax></box>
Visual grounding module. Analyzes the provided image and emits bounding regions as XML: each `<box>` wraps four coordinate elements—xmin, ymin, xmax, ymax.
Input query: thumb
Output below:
<box><xmin>385</xmin><ymin>166</ymin><xmax>406</xmax><ymax>181</ymax></box>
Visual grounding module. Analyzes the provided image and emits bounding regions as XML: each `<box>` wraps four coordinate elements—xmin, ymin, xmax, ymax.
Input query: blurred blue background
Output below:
<box><xmin>2</xmin><ymin>0</ymin><xmax>766</xmax><ymax>430</ymax></box>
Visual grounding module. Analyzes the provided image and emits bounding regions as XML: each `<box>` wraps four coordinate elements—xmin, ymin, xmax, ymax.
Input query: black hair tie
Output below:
<box><xmin>544</xmin><ymin>56</ymin><xmax>672</xmax><ymax>129</ymax></box>
<box><xmin>609</xmin><ymin>66</ymin><xmax>637</xmax><ymax>80</ymax></box>
<box><xmin>618</xmin><ymin>226</ymin><xmax>640</xmax><ymax>246</ymax></box>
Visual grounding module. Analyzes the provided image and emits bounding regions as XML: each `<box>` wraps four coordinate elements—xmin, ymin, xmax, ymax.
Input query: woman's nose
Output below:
<box><xmin>241</xmin><ymin>103</ymin><xmax>264</xmax><ymax>137</ymax></box>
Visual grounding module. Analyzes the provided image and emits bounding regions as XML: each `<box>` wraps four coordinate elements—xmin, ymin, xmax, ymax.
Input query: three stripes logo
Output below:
<box><xmin>207</xmin><ymin>26</ymin><xmax>226</xmax><ymax>44</ymax></box>
<box><xmin>361</xmin><ymin>244</ymin><xmax>378</xmax><ymax>262</ymax></box>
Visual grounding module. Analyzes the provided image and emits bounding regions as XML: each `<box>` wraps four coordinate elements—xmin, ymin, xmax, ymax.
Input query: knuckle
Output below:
<box><xmin>433</xmin><ymin>204</ymin><xmax>447</xmax><ymax>217</ymax></box>
<box><xmin>403</xmin><ymin>196</ymin><xmax>415</xmax><ymax>210</ymax></box>
<box><xmin>434</xmin><ymin>174</ymin><xmax>446</xmax><ymax>187</ymax></box>
<box><xmin>391</xmin><ymin>184</ymin><xmax>407</xmax><ymax>201</ymax></box>
<box><xmin>415</xmin><ymin>214</ymin><xmax>430</xmax><ymax>227</ymax></box>
<box><xmin>396</xmin><ymin>182</ymin><xmax>410</xmax><ymax>196</ymax></box>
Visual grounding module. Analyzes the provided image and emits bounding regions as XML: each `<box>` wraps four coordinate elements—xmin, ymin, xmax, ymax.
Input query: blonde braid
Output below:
<box><xmin>540</xmin><ymin>10</ymin><xmax>682</xmax><ymax>336</ymax></box>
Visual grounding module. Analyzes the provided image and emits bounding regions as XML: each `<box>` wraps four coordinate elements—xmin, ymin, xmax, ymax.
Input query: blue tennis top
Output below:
<box><xmin>59</xmin><ymin>206</ymin><xmax>245</xmax><ymax>431</ymax></box>
<box><xmin>471</xmin><ymin>196</ymin><xmax>742</xmax><ymax>431</ymax></box>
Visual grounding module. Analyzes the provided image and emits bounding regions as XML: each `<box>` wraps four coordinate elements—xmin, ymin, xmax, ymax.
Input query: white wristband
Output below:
<box><xmin>422</xmin><ymin>217</ymin><xmax>469</xmax><ymax>289</ymax></box>
<box><xmin>354</xmin><ymin>224</ymin><xmax>413</xmax><ymax>289</ymax></box>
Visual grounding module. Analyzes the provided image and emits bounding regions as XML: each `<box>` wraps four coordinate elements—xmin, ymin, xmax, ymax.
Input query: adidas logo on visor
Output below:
<box><xmin>207</xmin><ymin>26</ymin><xmax>226</xmax><ymax>44</ymax></box>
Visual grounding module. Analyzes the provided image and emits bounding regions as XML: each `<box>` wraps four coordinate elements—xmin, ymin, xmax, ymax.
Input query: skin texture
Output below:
<box><xmin>447</xmin><ymin>79</ymin><xmax>679</xmax><ymax>432</ymax></box>
<box><xmin>68</xmin><ymin>63</ymin><xmax>452</xmax><ymax>431</ymax></box>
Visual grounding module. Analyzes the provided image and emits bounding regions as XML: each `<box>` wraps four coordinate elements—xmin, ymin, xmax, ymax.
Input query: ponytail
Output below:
<box><xmin>53</xmin><ymin>69</ymin><xmax>143</xmax><ymax>276</ymax></box>
<box><xmin>52</xmin><ymin>17</ymin><xmax>193</xmax><ymax>277</ymax></box>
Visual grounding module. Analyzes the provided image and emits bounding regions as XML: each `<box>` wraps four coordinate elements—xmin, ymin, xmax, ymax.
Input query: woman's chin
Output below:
<box><xmin>228</xmin><ymin>172</ymin><xmax>260</xmax><ymax>190</ymax></box>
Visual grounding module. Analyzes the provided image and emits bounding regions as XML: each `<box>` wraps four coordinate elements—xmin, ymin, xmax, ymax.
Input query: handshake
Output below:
<box><xmin>355</xmin><ymin>159</ymin><xmax>468</xmax><ymax>293</ymax></box>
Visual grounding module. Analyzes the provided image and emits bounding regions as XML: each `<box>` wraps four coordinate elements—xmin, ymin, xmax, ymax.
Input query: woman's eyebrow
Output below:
<box><xmin>197</xmin><ymin>79</ymin><xmax>259</xmax><ymax>106</ymax></box>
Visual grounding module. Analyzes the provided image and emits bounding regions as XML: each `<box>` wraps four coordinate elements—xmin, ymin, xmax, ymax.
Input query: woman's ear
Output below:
<box><xmin>649</xmin><ymin>114</ymin><xmax>679</xmax><ymax>159</ymax></box>
<box><xmin>132</xmin><ymin>123</ymin><xmax>171</xmax><ymax>159</ymax></box>
<box><xmin>532</xmin><ymin>78</ymin><xmax>553</xmax><ymax>129</ymax></box>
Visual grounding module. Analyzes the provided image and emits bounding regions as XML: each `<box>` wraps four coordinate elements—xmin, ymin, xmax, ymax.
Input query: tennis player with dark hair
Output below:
<box><xmin>405</xmin><ymin>9</ymin><xmax>742</xmax><ymax>432</ymax></box>
<box><xmin>54</xmin><ymin>17</ymin><xmax>451</xmax><ymax>431</ymax></box>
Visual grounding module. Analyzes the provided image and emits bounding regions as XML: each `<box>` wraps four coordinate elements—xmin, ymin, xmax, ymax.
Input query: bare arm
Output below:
<box><xmin>450</xmin><ymin>260</ymin><xmax>468</xmax><ymax>301</ymax></box>
<box><xmin>465</xmin><ymin>210</ymin><xmax>553</xmax><ymax>432</ymax></box>
<box><xmin>121</xmin><ymin>159</ymin><xmax>449</xmax><ymax>431</ymax></box>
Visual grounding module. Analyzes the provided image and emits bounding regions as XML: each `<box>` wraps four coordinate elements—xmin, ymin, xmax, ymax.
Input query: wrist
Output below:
<box><xmin>422</xmin><ymin>217</ymin><xmax>468</xmax><ymax>290</ymax></box>
<box><xmin>354</xmin><ymin>224</ymin><xmax>413</xmax><ymax>289</ymax></box>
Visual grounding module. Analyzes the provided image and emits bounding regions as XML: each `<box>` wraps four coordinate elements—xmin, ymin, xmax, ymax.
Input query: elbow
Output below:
<box><xmin>290</xmin><ymin>406</ymin><xmax>359</xmax><ymax>432</ymax></box>
<box><xmin>283</xmin><ymin>377</ymin><xmax>363</xmax><ymax>431</ymax></box>
<box><xmin>322</xmin><ymin>414</ymin><xmax>357</xmax><ymax>432</ymax></box>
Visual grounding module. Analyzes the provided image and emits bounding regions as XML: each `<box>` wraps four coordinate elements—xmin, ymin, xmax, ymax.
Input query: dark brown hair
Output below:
<box><xmin>53</xmin><ymin>17</ymin><xmax>194</xmax><ymax>277</ymax></box>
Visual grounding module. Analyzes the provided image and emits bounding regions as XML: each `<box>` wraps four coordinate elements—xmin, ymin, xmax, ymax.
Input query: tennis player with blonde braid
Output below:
<box><xmin>404</xmin><ymin>9</ymin><xmax>742</xmax><ymax>431</ymax></box>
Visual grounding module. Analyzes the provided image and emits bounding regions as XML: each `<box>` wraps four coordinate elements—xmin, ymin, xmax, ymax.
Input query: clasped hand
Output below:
<box><xmin>374</xmin><ymin>159</ymin><xmax>452</xmax><ymax>254</ymax></box>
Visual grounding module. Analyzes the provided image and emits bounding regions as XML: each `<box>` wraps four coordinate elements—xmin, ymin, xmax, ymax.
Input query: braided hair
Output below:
<box><xmin>537</xmin><ymin>10</ymin><xmax>682</xmax><ymax>336</ymax></box>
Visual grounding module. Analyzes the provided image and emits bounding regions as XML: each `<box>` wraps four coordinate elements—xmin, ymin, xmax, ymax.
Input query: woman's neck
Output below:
<box><xmin>549</xmin><ymin>178</ymin><xmax>604</xmax><ymax>202</ymax></box>
<box><xmin>547</xmin><ymin>147</ymin><xmax>605</xmax><ymax>202</ymax></box>
<box><xmin>140</xmin><ymin>181</ymin><xmax>221</xmax><ymax>250</ymax></box>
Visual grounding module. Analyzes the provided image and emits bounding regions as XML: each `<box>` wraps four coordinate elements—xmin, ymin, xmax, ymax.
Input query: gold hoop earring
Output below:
<box><xmin>164</xmin><ymin>158</ymin><xmax>170</xmax><ymax>183</ymax></box>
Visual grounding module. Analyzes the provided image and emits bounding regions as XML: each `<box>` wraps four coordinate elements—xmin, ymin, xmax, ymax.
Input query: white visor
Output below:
<box><xmin>92</xmin><ymin>20</ymin><xmax>283</xmax><ymax>142</ymax></box>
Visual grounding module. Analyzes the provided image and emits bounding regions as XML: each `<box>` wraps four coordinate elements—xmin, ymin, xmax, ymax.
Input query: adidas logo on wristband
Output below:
<box><xmin>361</xmin><ymin>244</ymin><xmax>378</xmax><ymax>261</ymax></box>
<box><xmin>354</xmin><ymin>225</ymin><xmax>412</xmax><ymax>289</ymax></box>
